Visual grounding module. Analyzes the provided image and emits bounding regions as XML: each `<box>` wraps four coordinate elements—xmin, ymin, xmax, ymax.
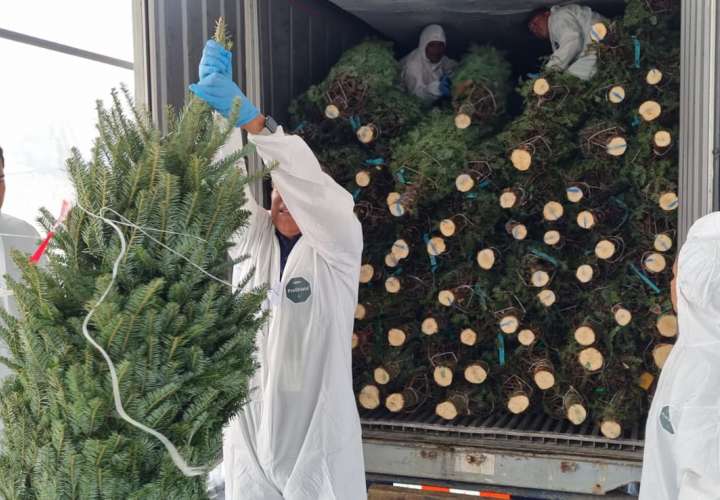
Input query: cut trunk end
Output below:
<box><xmin>574</xmin><ymin>325</ymin><xmax>596</xmax><ymax>346</ymax></box>
<box><xmin>477</xmin><ymin>248</ymin><xmax>497</xmax><ymax>270</ymax></box>
<box><xmin>600</xmin><ymin>419</ymin><xmax>622</xmax><ymax>439</ymax></box>
<box><xmin>518</xmin><ymin>328</ymin><xmax>537</xmax><ymax>346</ymax></box>
<box><xmin>578</xmin><ymin>347</ymin><xmax>604</xmax><ymax>372</ymax></box>
<box><xmin>607</xmin><ymin>85</ymin><xmax>625</xmax><ymax>103</ymax></box>
<box><xmin>358</xmin><ymin>384</ymin><xmax>380</xmax><ymax>410</ymax></box>
<box><xmin>639</xmin><ymin>100</ymin><xmax>662</xmax><ymax>122</ymax></box>
<box><xmin>543</xmin><ymin>201</ymin><xmax>564</xmax><ymax>221</ymax></box>
<box><xmin>576</xmin><ymin>264</ymin><xmax>595</xmax><ymax>284</ymax></box>
<box><xmin>464</xmin><ymin>362</ymin><xmax>489</xmax><ymax>384</ymax></box>
<box><xmin>433</xmin><ymin>366</ymin><xmax>454</xmax><ymax>387</ymax></box>
<box><xmin>659</xmin><ymin>192</ymin><xmax>679</xmax><ymax>211</ymax></box>
<box><xmin>455</xmin><ymin>113</ymin><xmax>472</xmax><ymax>129</ymax></box>
<box><xmin>460</xmin><ymin>328</ymin><xmax>478</xmax><ymax>346</ymax></box>
<box><xmin>656</xmin><ymin>314</ymin><xmax>678</xmax><ymax>338</ymax></box>
<box><xmin>507</xmin><ymin>392</ymin><xmax>531</xmax><ymax>414</ymax></box>
<box><xmin>511</xmin><ymin>149</ymin><xmax>532</xmax><ymax>171</ymax></box>
<box><xmin>422</xmin><ymin>317</ymin><xmax>440</xmax><ymax>336</ymax></box>
<box><xmin>653</xmin><ymin>343</ymin><xmax>673</xmax><ymax>369</ymax></box>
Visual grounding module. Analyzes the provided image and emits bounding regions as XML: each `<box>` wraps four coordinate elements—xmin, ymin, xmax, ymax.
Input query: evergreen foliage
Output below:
<box><xmin>0</xmin><ymin>87</ymin><xmax>265</xmax><ymax>499</ymax></box>
<box><xmin>291</xmin><ymin>0</ymin><xmax>679</xmax><ymax>435</ymax></box>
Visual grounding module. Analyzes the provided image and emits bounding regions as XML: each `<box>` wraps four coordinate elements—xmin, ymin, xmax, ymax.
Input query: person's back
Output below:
<box><xmin>640</xmin><ymin>212</ymin><xmax>720</xmax><ymax>499</ymax></box>
<box><xmin>0</xmin><ymin>147</ymin><xmax>41</xmax><ymax>443</ymax></box>
<box><xmin>528</xmin><ymin>4</ymin><xmax>606</xmax><ymax>80</ymax></box>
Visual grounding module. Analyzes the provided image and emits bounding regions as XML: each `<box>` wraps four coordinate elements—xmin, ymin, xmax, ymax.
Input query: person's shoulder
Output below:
<box><xmin>0</xmin><ymin>213</ymin><xmax>40</xmax><ymax>237</ymax></box>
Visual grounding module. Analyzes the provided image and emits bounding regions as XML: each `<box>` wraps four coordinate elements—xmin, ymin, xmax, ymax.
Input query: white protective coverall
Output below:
<box><xmin>0</xmin><ymin>213</ymin><xmax>40</xmax><ymax>438</ymax></box>
<box><xmin>546</xmin><ymin>4</ymin><xmax>606</xmax><ymax>81</ymax></box>
<box><xmin>217</xmin><ymin>126</ymin><xmax>366</xmax><ymax>500</ymax></box>
<box><xmin>400</xmin><ymin>24</ymin><xmax>457</xmax><ymax>102</ymax></box>
<box><xmin>639</xmin><ymin>212</ymin><xmax>720</xmax><ymax>500</ymax></box>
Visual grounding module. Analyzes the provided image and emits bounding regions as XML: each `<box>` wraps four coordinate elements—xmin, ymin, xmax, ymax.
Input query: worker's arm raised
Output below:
<box><xmin>246</xmin><ymin>124</ymin><xmax>363</xmax><ymax>274</ymax></box>
<box><xmin>189</xmin><ymin>40</ymin><xmax>361</xmax><ymax>274</ymax></box>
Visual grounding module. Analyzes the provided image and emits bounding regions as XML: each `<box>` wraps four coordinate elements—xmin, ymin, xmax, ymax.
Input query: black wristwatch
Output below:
<box><xmin>264</xmin><ymin>115</ymin><xmax>279</xmax><ymax>134</ymax></box>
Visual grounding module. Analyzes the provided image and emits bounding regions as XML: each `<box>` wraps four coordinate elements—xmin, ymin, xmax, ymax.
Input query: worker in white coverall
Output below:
<box><xmin>639</xmin><ymin>212</ymin><xmax>720</xmax><ymax>499</ymax></box>
<box><xmin>527</xmin><ymin>5</ymin><xmax>607</xmax><ymax>81</ymax></box>
<box><xmin>401</xmin><ymin>24</ymin><xmax>457</xmax><ymax>102</ymax></box>
<box><xmin>0</xmin><ymin>146</ymin><xmax>41</xmax><ymax>444</ymax></box>
<box><xmin>190</xmin><ymin>40</ymin><xmax>367</xmax><ymax>499</ymax></box>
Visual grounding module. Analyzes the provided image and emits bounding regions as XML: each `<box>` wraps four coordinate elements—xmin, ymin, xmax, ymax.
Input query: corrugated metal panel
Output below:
<box><xmin>678</xmin><ymin>0</ymin><xmax>718</xmax><ymax>245</ymax></box>
<box><xmin>135</xmin><ymin>0</ymin><xmax>247</xmax><ymax>131</ymax></box>
<box><xmin>256</xmin><ymin>0</ymin><xmax>374</xmax><ymax>124</ymax></box>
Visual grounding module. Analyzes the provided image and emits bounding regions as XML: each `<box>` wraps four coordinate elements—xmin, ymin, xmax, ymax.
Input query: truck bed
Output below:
<box><xmin>361</xmin><ymin>408</ymin><xmax>643</xmax><ymax>496</ymax></box>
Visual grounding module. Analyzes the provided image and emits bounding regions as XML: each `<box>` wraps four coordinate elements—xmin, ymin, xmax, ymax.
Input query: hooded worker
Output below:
<box><xmin>639</xmin><ymin>212</ymin><xmax>720</xmax><ymax>499</ymax></box>
<box><xmin>0</xmin><ymin>146</ymin><xmax>41</xmax><ymax>442</ymax></box>
<box><xmin>528</xmin><ymin>4</ymin><xmax>607</xmax><ymax>80</ymax></box>
<box><xmin>400</xmin><ymin>24</ymin><xmax>458</xmax><ymax>102</ymax></box>
<box><xmin>190</xmin><ymin>40</ymin><xmax>366</xmax><ymax>500</ymax></box>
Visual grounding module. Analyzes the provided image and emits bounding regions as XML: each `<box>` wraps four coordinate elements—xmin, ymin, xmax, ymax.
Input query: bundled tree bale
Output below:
<box><xmin>451</xmin><ymin>45</ymin><xmax>512</xmax><ymax>129</ymax></box>
<box><xmin>389</xmin><ymin>109</ymin><xmax>481</xmax><ymax>213</ymax></box>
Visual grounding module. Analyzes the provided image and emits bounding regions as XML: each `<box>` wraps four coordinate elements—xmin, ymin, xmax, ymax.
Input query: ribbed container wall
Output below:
<box><xmin>256</xmin><ymin>0</ymin><xmax>372</xmax><ymax>123</ymax></box>
<box><xmin>678</xmin><ymin>0</ymin><xmax>719</xmax><ymax>244</ymax></box>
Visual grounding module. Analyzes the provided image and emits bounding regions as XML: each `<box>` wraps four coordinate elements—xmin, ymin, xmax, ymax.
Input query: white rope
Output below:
<box><xmin>76</xmin><ymin>202</ymin><xmax>211</xmax><ymax>477</ymax></box>
<box><xmin>103</xmin><ymin>207</ymin><xmax>232</xmax><ymax>288</ymax></box>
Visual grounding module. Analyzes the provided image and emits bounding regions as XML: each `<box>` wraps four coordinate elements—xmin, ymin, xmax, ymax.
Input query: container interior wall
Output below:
<box><xmin>256</xmin><ymin>0</ymin><xmax>374</xmax><ymax>124</ymax></box>
<box><xmin>138</xmin><ymin>0</ymin><xmax>249</xmax><ymax>131</ymax></box>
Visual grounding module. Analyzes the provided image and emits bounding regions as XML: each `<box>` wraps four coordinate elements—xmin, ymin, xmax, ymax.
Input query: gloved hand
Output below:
<box><xmin>199</xmin><ymin>40</ymin><xmax>232</xmax><ymax>80</ymax></box>
<box><xmin>189</xmin><ymin>73</ymin><xmax>260</xmax><ymax>127</ymax></box>
<box><xmin>526</xmin><ymin>72</ymin><xmax>541</xmax><ymax>80</ymax></box>
<box><xmin>439</xmin><ymin>74</ymin><xmax>452</xmax><ymax>97</ymax></box>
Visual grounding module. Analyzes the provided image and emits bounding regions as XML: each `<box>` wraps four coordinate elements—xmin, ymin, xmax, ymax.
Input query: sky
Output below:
<box><xmin>0</xmin><ymin>1</ymin><xmax>134</xmax><ymax>229</ymax></box>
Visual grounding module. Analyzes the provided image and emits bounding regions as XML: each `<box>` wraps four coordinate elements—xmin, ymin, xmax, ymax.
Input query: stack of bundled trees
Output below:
<box><xmin>290</xmin><ymin>0</ymin><xmax>679</xmax><ymax>439</ymax></box>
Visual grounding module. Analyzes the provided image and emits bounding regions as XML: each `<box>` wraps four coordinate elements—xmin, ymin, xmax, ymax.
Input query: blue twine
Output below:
<box><xmin>396</xmin><ymin>168</ymin><xmax>408</xmax><ymax>184</ymax></box>
<box><xmin>611</xmin><ymin>197</ymin><xmax>629</xmax><ymax>228</ymax></box>
<box><xmin>631</xmin><ymin>115</ymin><xmax>641</xmax><ymax>128</ymax></box>
<box><xmin>393</xmin><ymin>266</ymin><xmax>404</xmax><ymax>276</ymax></box>
<box><xmin>422</xmin><ymin>233</ymin><xmax>439</xmax><ymax>273</ymax></box>
<box><xmin>465</xmin><ymin>192</ymin><xmax>478</xmax><ymax>199</ymax></box>
<box><xmin>365</xmin><ymin>158</ymin><xmax>385</xmax><ymax>166</ymax></box>
<box><xmin>478</xmin><ymin>179</ymin><xmax>491</xmax><ymax>189</ymax></box>
<box><xmin>632</xmin><ymin>36</ymin><xmax>641</xmax><ymax>68</ymax></box>
<box><xmin>349</xmin><ymin>115</ymin><xmax>361</xmax><ymax>131</ymax></box>
<box><xmin>291</xmin><ymin>121</ymin><xmax>306</xmax><ymax>133</ymax></box>
<box><xmin>629</xmin><ymin>263</ymin><xmax>661</xmax><ymax>294</ymax></box>
<box><xmin>497</xmin><ymin>333</ymin><xmax>506</xmax><ymax>366</ymax></box>
<box><xmin>352</xmin><ymin>188</ymin><xmax>361</xmax><ymax>201</ymax></box>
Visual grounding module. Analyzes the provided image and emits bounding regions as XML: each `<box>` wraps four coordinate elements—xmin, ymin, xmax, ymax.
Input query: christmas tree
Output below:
<box><xmin>0</xmin><ymin>25</ymin><xmax>265</xmax><ymax>498</ymax></box>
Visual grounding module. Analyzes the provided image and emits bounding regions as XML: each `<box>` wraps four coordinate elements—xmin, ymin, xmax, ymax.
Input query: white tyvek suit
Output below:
<box><xmin>218</xmin><ymin>127</ymin><xmax>366</xmax><ymax>499</ymax></box>
<box><xmin>0</xmin><ymin>213</ymin><xmax>40</xmax><ymax>440</ymax></box>
<box><xmin>400</xmin><ymin>24</ymin><xmax>457</xmax><ymax>102</ymax></box>
<box><xmin>639</xmin><ymin>212</ymin><xmax>720</xmax><ymax>500</ymax></box>
<box><xmin>547</xmin><ymin>5</ymin><xmax>606</xmax><ymax>80</ymax></box>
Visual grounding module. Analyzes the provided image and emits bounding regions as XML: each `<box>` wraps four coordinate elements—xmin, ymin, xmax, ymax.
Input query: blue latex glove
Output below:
<box><xmin>189</xmin><ymin>73</ymin><xmax>259</xmax><ymax>126</ymax></box>
<box><xmin>439</xmin><ymin>74</ymin><xmax>452</xmax><ymax>97</ymax></box>
<box><xmin>526</xmin><ymin>72</ymin><xmax>541</xmax><ymax>80</ymax></box>
<box><xmin>199</xmin><ymin>40</ymin><xmax>232</xmax><ymax>80</ymax></box>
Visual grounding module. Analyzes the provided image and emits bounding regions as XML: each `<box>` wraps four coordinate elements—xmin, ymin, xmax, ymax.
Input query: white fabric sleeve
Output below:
<box><xmin>248</xmin><ymin>128</ymin><xmax>363</xmax><ymax>273</ymax></box>
<box><xmin>402</xmin><ymin>62</ymin><xmax>442</xmax><ymax>101</ymax></box>
<box><xmin>546</xmin><ymin>14</ymin><xmax>585</xmax><ymax>71</ymax></box>
<box><xmin>442</xmin><ymin>57</ymin><xmax>459</xmax><ymax>75</ymax></box>
<box><xmin>216</xmin><ymin>127</ymin><xmax>271</xmax><ymax>261</ymax></box>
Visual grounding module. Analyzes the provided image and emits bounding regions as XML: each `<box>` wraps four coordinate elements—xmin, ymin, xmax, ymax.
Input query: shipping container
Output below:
<box><xmin>132</xmin><ymin>0</ymin><xmax>719</xmax><ymax>495</ymax></box>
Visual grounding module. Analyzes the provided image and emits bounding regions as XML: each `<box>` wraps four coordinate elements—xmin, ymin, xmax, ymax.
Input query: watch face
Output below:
<box><xmin>265</xmin><ymin>116</ymin><xmax>279</xmax><ymax>133</ymax></box>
